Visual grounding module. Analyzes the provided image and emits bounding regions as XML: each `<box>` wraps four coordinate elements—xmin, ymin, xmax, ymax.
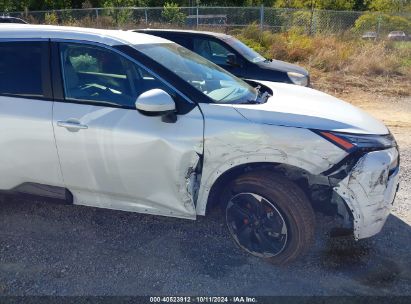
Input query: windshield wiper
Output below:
<box><xmin>254</xmin><ymin>85</ymin><xmax>260</xmax><ymax>93</ymax></box>
<box><xmin>241</xmin><ymin>85</ymin><xmax>270</xmax><ymax>104</ymax></box>
<box><xmin>244</xmin><ymin>100</ymin><xmax>260</xmax><ymax>104</ymax></box>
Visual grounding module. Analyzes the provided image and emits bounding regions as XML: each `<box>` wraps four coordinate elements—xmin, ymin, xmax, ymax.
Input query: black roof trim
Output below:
<box><xmin>134</xmin><ymin>28</ymin><xmax>231</xmax><ymax>39</ymax></box>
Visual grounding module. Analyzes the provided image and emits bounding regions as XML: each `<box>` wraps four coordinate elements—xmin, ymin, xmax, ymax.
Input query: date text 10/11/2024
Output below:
<box><xmin>150</xmin><ymin>297</ymin><xmax>257</xmax><ymax>303</ymax></box>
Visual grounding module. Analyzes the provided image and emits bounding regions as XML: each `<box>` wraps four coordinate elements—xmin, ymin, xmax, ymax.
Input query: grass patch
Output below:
<box><xmin>233</xmin><ymin>24</ymin><xmax>411</xmax><ymax>78</ymax></box>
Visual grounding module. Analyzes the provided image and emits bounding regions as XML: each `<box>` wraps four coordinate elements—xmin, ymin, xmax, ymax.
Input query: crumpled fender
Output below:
<box><xmin>334</xmin><ymin>147</ymin><xmax>399</xmax><ymax>239</ymax></box>
<box><xmin>195</xmin><ymin>103</ymin><xmax>347</xmax><ymax>215</ymax></box>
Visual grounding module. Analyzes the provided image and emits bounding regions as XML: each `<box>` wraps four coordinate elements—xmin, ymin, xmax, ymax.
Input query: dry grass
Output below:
<box><xmin>234</xmin><ymin>24</ymin><xmax>411</xmax><ymax>90</ymax></box>
<box><xmin>311</xmin><ymin>70</ymin><xmax>411</xmax><ymax>97</ymax></box>
<box><xmin>347</xmin><ymin>42</ymin><xmax>405</xmax><ymax>76</ymax></box>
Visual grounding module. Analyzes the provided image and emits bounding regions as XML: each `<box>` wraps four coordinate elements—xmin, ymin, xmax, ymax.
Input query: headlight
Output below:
<box><xmin>287</xmin><ymin>72</ymin><xmax>308</xmax><ymax>86</ymax></box>
<box><xmin>316</xmin><ymin>131</ymin><xmax>397</xmax><ymax>152</ymax></box>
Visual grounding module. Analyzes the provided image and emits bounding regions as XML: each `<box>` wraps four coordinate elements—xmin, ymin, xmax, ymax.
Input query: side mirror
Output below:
<box><xmin>135</xmin><ymin>89</ymin><xmax>177</xmax><ymax>123</ymax></box>
<box><xmin>226</xmin><ymin>53</ymin><xmax>237</xmax><ymax>66</ymax></box>
<box><xmin>136</xmin><ymin>88</ymin><xmax>175</xmax><ymax>113</ymax></box>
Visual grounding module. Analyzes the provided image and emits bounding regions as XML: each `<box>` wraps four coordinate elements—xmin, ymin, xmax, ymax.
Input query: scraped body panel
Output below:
<box><xmin>334</xmin><ymin>147</ymin><xmax>399</xmax><ymax>239</ymax></box>
<box><xmin>196</xmin><ymin>103</ymin><xmax>347</xmax><ymax>215</ymax></box>
<box><xmin>53</xmin><ymin>103</ymin><xmax>203</xmax><ymax>219</ymax></box>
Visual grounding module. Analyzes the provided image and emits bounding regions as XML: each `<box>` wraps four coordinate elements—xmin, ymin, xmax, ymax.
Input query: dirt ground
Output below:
<box><xmin>0</xmin><ymin>77</ymin><xmax>410</xmax><ymax>296</ymax></box>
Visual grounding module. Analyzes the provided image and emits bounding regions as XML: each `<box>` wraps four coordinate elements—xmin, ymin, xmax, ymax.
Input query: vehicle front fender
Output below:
<box><xmin>195</xmin><ymin>103</ymin><xmax>347</xmax><ymax>215</ymax></box>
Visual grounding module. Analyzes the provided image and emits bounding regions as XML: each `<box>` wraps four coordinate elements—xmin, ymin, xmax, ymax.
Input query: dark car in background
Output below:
<box><xmin>0</xmin><ymin>16</ymin><xmax>27</xmax><ymax>24</ymax></box>
<box><xmin>134</xmin><ymin>29</ymin><xmax>310</xmax><ymax>87</ymax></box>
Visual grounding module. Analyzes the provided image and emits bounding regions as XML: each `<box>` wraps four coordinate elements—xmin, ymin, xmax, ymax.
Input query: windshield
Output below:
<box><xmin>135</xmin><ymin>43</ymin><xmax>257</xmax><ymax>104</ymax></box>
<box><xmin>224</xmin><ymin>37</ymin><xmax>265</xmax><ymax>63</ymax></box>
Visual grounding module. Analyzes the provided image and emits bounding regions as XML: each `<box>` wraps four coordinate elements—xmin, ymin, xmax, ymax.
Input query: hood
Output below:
<box><xmin>233</xmin><ymin>82</ymin><xmax>388</xmax><ymax>135</ymax></box>
<box><xmin>256</xmin><ymin>59</ymin><xmax>309</xmax><ymax>76</ymax></box>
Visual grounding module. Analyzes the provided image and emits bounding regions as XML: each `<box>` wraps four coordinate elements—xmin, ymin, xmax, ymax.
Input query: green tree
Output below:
<box><xmin>0</xmin><ymin>0</ymin><xmax>17</xmax><ymax>12</ymax></box>
<box><xmin>353</xmin><ymin>0</ymin><xmax>369</xmax><ymax>10</ymax></box>
<box><xmin>275</xmin><ymin>0</ymin><xmax>356</xmax><ymax>10</ymax></box>
<box><xmin>161</xmin><ymin>2</ymin><xmax>186</xmax><ymax>25</ymax></box>
<box><xmin>103</xmin><ymin>0</ymin><xmax>143</xmax><ymax>25</ymax></box>
<box><xmin>366</xmin><ymin>0</ymin><xmax>411</xmax><ymax>13</ymax></box>
<box><xmin>45</xmin><ymin>11</ymin><xmax>59</xmax><ymax>24</ymax></box>
<box><xmin>103</xmin><ymin>0</ymin><xmax>141</xmax><ymax>8</ymax></box>
<box><xmin>44</xmin><ymin>0</ymin><xmax>72</xmax><ymax>9</ymax></box>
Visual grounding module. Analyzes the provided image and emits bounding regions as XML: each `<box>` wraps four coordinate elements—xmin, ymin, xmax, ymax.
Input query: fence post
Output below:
<box><xmin>145</xmin><ymin>8</ymin><xmax>148</xmax><ymax>25</ymax></box>
<box><xmin>95</xmin><ymin>8</ymin><xmax>99</xmax><ymax>19</ymax></box>
<box><xmin>376</xmin><ymin>13</ymin><xmax>381</xmax><ymax>37</ymax></box>
<box><xmin>309</xmin><ymin>8</ymin><xmax>314</xmax><ymax>35</ymax></box>
<box><xmin>260</xmin><ymin>4</ymin><xmax>264</xmax><ymax>32</ymax></box>
<box><xmin>312</xmin><ymin>10</ymin><xmax>317</xmax><ymax>35</ymax></box>
<box><xmin>196</xmin><ymin>5</ymin><xmax>199</xmax><ymax>29</ymax></box>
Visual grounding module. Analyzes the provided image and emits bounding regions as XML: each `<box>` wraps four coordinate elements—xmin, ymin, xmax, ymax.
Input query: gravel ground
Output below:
<box><xmin>0</xmin><ymin>99</ymin><xmax>410</xmax><ymax>296</ymax></box>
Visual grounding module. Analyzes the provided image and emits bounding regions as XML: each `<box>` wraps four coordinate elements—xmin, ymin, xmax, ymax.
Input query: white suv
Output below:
<box><xmin>0</xmin><ymin>25</ymin><xmax>400</xmax><ymax>264</ymax></box>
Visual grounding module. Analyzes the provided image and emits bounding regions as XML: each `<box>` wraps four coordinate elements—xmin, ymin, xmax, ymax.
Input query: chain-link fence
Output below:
<box><xmin>3</xmin><ymin>6</ymin><xmax>411</xmax><ymax>37</ymax></box>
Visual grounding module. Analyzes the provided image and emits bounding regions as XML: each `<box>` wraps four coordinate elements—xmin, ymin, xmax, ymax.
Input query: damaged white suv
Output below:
<box><xmin>0</xmin><ymin>25</ymin><xmax>400</xmax><ymax>264</ymax></box>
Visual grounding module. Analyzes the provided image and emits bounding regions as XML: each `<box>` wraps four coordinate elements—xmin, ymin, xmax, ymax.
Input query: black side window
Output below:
<box><xmin>0</xmin><ymin>41</ymin><xmax>50</xmax><ymax>98</ymax></box>
<box><xmin>193</xmin><ymin>38</ymin><xmax>231</xmax><ymax>65</ymax></box>
<box><xmin>169</xmin><ymin>35</ymin><xmax>192</xmax><ymax>49</ymax></box>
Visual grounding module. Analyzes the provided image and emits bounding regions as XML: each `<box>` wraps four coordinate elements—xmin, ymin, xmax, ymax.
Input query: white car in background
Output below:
<box><xmin>0</xmin><ymin>24</ymin><xmax>400</xmax><ymax>264</ymax></box>
<box><xmin>388</xmin><ymin>31</ymin><xmax>407</xmax><ymax>41</ymax></box>
<box><xmin>362</xmin><ymin>31</ymin><xmax>378</xmax><ymax>40</ymax></box>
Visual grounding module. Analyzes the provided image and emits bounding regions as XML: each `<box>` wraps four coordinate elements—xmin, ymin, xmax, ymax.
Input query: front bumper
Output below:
<box><xmin>334</xmin><ymin>147</ymin><xmax>399</xmax><ymax>240</ymax></box>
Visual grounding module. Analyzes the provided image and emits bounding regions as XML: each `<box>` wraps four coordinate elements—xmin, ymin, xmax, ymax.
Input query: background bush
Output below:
<box><xmin>354</xmin><ymin>13</ymin><xmax>411</xmax><ymax>34</ymax></box>
<box><xmin>234</xmin><ymin>23</ymin><xmax>411</xmax><ymax>77</ymax></box>
<box><xmin>161</xmin><ymin>2</ymin><xmax>186</xmax><ymax>25</ymax></box>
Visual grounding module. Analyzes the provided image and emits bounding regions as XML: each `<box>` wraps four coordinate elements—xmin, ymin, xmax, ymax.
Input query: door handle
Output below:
<box><xmin>57</xmin><ymin>120</ymin><xmax>88</xmax><ymax>130</ymax></box>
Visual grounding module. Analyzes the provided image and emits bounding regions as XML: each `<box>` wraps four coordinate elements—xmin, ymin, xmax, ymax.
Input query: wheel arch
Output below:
<box><xmin>197</xmin><ymin>161</ymin><xmax>325</xmax><ymax>216</ymax></box>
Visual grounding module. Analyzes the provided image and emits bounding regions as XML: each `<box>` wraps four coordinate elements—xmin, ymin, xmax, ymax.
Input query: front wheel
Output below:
<box><xmin>222</xmin><ymin>171</ymin><xmax>315</xmax><ymax>264</ymax></box>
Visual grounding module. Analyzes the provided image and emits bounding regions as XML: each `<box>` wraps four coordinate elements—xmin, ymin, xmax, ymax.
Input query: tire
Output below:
<box><xmin>222</xmin><ymin>171</ymin><xmax>315</xmax><ymax>264</ymax></box>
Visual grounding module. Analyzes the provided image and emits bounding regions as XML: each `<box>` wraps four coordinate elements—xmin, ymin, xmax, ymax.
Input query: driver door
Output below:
<box><xmin>52</xmin><ymin>41</ymin><xmax>204</xmax><ymax>219</ymax></box>
<box><xmin>192</xmin><ymin>37</ymin><xmax>243</xmax><ymax>77</ymax></box>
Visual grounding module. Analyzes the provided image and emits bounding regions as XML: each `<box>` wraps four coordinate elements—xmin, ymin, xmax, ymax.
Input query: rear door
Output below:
<box><xmin>0</xmin><ymin>40</ymin><xmax>63</xmax><ymax>190</ymax></box>
<box><xmin>52</xmin><ymin>41</ymin><xmax>204</xmax><ymax>219</ymax></box>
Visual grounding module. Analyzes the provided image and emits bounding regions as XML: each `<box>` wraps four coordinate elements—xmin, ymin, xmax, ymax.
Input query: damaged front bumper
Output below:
<box><xmin>334</xmin><ymin>147</ymin><xmax>400</xmax><ymax>240</ymax></box>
